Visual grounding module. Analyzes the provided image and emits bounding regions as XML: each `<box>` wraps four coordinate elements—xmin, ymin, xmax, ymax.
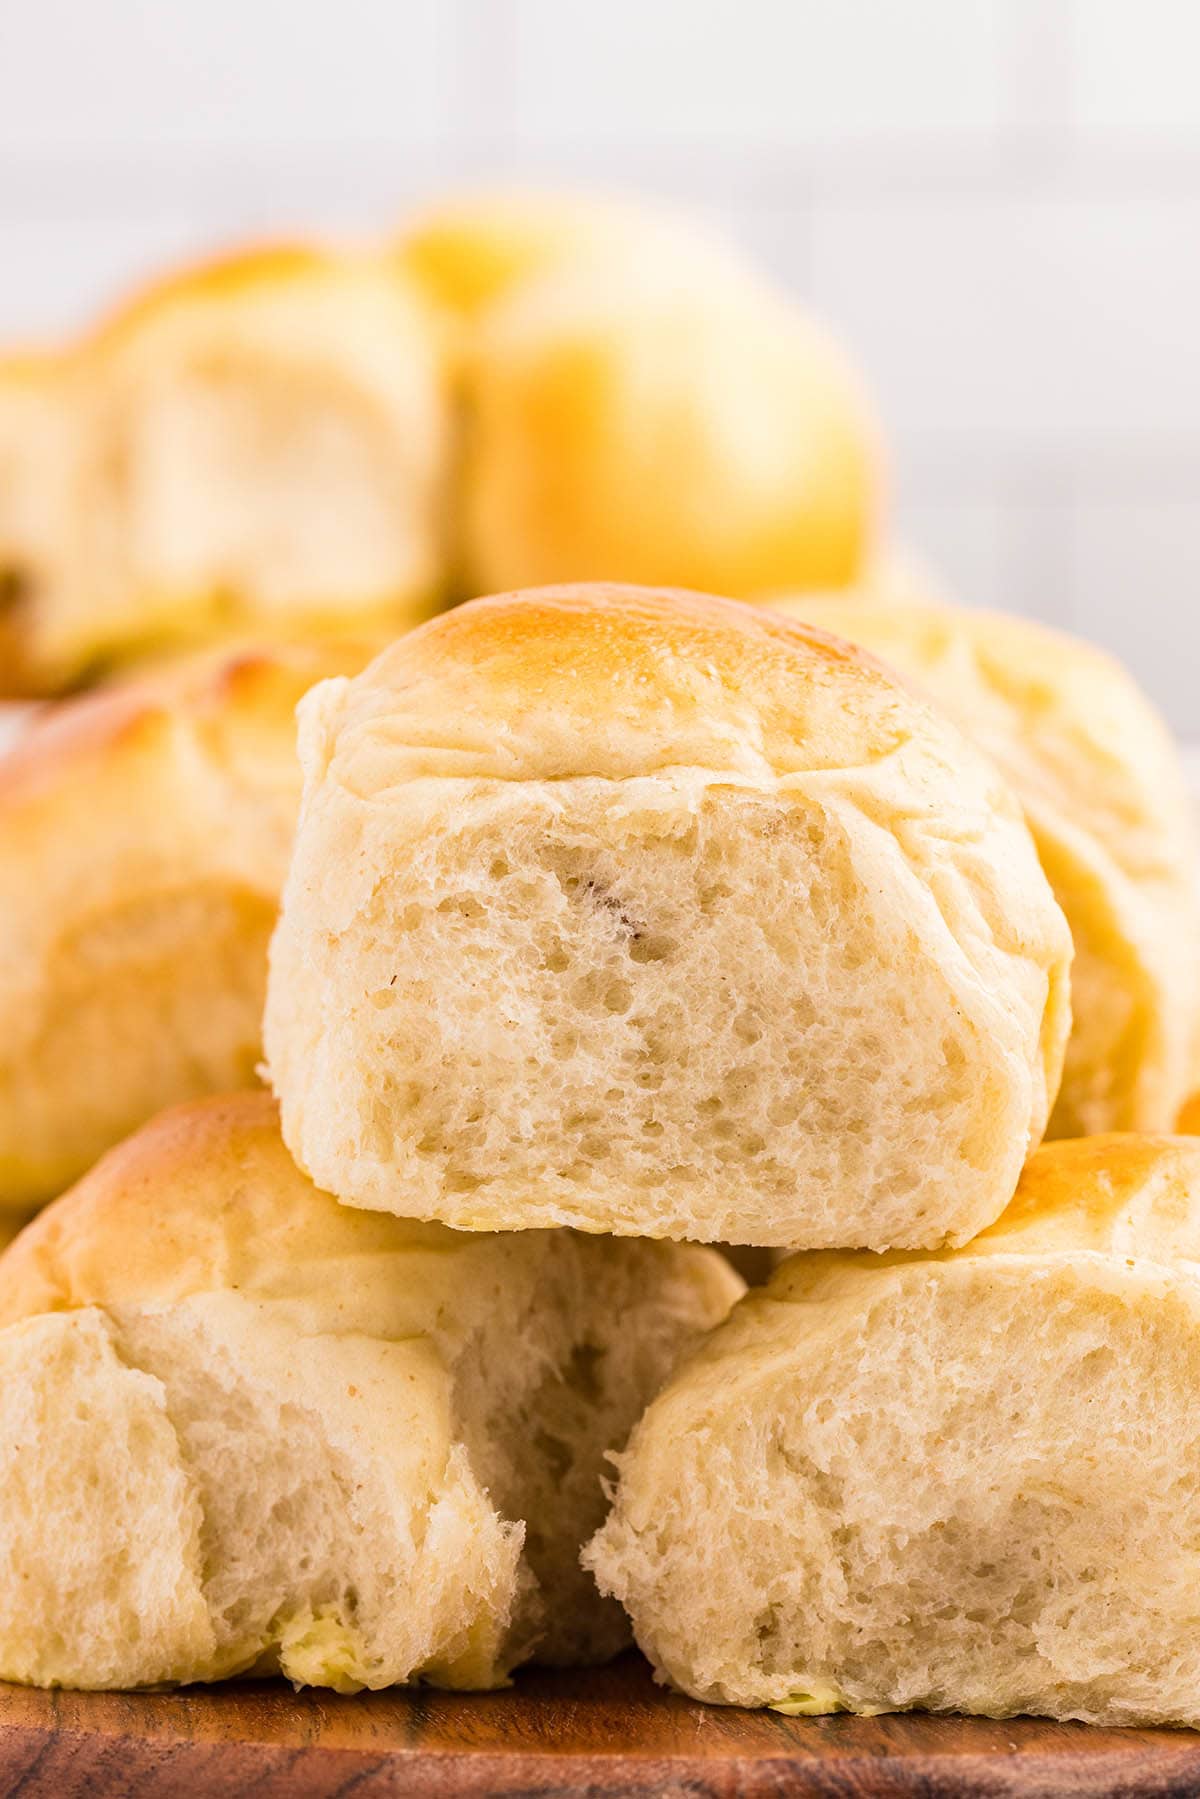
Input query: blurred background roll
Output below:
<box><xmin>1</xmin><ymin>0</ymin><xmax>1196</xmax><ymax>750</ymax></box>
<box><xmin>397</xmin><ymin>189</ymin><xmax>742</xmax><ymax>324</ymax></box>
<box><xmin>0</xmin><ymin>247</ymin><xmax>451</xmax><ymax>695</ymax></box>
<box><xmin>458</xmin><ymin>262</ymin><xmax>882</xmax><ymax>600</ymax></box>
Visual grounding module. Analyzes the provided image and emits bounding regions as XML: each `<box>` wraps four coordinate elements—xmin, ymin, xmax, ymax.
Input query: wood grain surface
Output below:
<box><xmin>0</xmin><ymin>1651</ymin><xmax>1198</xmax><ymax>1798</ymax></box>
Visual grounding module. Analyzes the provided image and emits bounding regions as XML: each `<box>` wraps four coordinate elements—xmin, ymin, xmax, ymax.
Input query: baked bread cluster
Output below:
<box><xmin>3</xmin><ymin>577</ymin><xmax>1199</xmax><ymax>1724</ymax></box>
<box><xmin>0</xmin><ymin>249</ymin><xmax>450</xmax><ymax>694</ymax></box>
<box><xmin>0</xmin><ymin>195</ymin><xmax>881</xmax><ymax>697</ymax></box>
<box><xmin>0</xmin><ymin>191</ymin><xmax>1198</xmax><ymax>1732</ymax></box>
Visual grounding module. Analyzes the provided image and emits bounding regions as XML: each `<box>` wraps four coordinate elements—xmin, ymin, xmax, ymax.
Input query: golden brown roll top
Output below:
<box><xmin>298</xmin><ymin>582</ymin><xmax>946</xmax><ymax>786</ymax></box>
<box><xmin>0</xmin><ymin>1091</ymin><xmax>405</xmax><ymax>1327</ymax></box>
<box><xmin>458</xmin><ymin>263</ymin><xmax>883</xmax><ymax>600</ymax></box>
<box><xmin>266</xmin><ymin>582</ymin><xmax>1070</xmax><ymax>1250</ymax></box>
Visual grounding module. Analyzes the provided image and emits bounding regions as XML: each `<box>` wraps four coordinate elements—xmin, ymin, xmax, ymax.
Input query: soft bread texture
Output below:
<box><xmin>0</xmin><ymin>638</ymin><xmax>379</xmax><ymax>1212</ymax></box>
<box><xmin>586</xmin><ymin>1134</ymin><xmax>1200</xmax><ymax>1727</ymax></box>
<box><xmin>265</xmin><ymin>583</ymin><xmax>1071</xmax><ymax>1249</ymax></box>
<box><xmin>773</xmin><ymin>593</ymin><xmax>1200</xmax><ymax>1137</ymax></box>
<box><xmin>6</xmin><ymin>245</ymin><xmax>450</xmax><ymax>692</ymax></box>
<box><xmin>459</xmin><ymin>264</ymin><xmax>883</xmax><ymax>599</ymax></box>
<box><xmin>0</xmin><ymin>1093</ymin><xmax>739</xmax><ymax>1692</ymax></box>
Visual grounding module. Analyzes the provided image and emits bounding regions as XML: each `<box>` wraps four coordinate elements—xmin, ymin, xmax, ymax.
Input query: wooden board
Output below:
<box><xmin>0</xmin><ymin>1653</ymin><xmax>1198</xmax><ymax>1797</ymax></box>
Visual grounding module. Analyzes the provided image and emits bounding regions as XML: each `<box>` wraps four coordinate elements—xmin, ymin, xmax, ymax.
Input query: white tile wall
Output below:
<box><xmin>1070</xmin><ymin>0</ymin><xmax>1200</xmax><ymax>143</ymax></box>
<box><xmin>510</xmin><ymin>0</ymin><xmax>1010</xmax><ymax>149</ymax></box>
<box><xmin>1068</xmin><ymin>495</ymin><xmax>1200</xmax><ymax>738</ymax></box>
<box><xmin>0</xmin><ymin>0</ymin><xmax>1196</xmax><ymax>728</ymax></box>
<box><xmin>0</xmin><ymin>217</ymin><xmax>219</xmax><ymax>340</ymax></box>
<box><xmin>892</xmin><ymin>493</ymin><xmax>1035</xmax><ymax>619</ymax></box>
<box><xmin>0</xmin><ymin>0</ymin><xmax>457</xmax><ymax>151</ymax></box>
<box><xmin>807</xmin><ymin>191</ymin><xmax>1200</xmax><ymax>450</ymax></box>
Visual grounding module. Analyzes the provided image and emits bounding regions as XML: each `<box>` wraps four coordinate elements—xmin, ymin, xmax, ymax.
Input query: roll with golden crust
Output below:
<box><xmin>459</xmin><ymin>261</ymin><xmax>884</xmax><ymax>600</ymax></box>
<box><xmin>587</xmin><ymin>1134</ymin><xmax>1200</xmax><ymax>1727</ymax></box>
<box><xmin>265</xmin><ymin>582</ymin><xmax>1071</xmax><ymax>1249</ymax></box>
<box><xmin>773</xmin><ymin>593</ymin><xmax>1200</xmax><ymax>1137</ymax></box>
<box><xmin>0</xmin><ymin>1092</ymin><xmax>739</xmax><ymax>1691</ymax></box>
<box><xmin>0</xmin><ymin>637</ymin><xmax>377</xmax><ymax>1211</ymax></box>
<box><xmin>3</xmin><ymin>244</ymin><xmax>451</xmax><ymax>693</ymax></box>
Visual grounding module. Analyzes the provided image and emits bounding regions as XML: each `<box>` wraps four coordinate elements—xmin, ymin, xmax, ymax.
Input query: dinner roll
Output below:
<box><xmin>10</xmin><ymin>245</ymin><xmax>450</xmax><ymax>692</ymax></box>
<box><xmin>773</xmin><ymin>593</ymin><xmax>1200</xmax><ymax>1137</ymax></box>
<box><xmin>0</xmin><ymin>1092</ymin><xmax>738</xmax><ymax>1691</ymax></box>
<box><xmin>0</xmin><ymin>637</ymin><xmax>377</xmax><ymax>1213</ymax></box>
<box><xmin>586</xmin><ymin>1134</ymin><xmax>1200</xmax><ymax>1727</ymax></box>
<box><xmin>265</xmin><ymin>584</ymin><xmax>1071</xmax><ymax>1249</ymax></box>
<box><xmin>460</xmin><ymin>263</ymin><xmax>883</xmax><ymax>599</ymax></box>
<box><xmin>398</xmin><ymin>189</ymin><xmax>737</xmax><ymax>322</ymax></box>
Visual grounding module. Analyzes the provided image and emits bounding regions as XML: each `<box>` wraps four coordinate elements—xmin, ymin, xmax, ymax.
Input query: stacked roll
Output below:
<box><xmin>0</xmin><ymin>578</ymin><xmax>1068</xmax><ymax>1698</ymax></box>
<box><xmin>1</xmin><ymin>193</ymin><xmax>1199</xmax><ymax>1734</ymax></box>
